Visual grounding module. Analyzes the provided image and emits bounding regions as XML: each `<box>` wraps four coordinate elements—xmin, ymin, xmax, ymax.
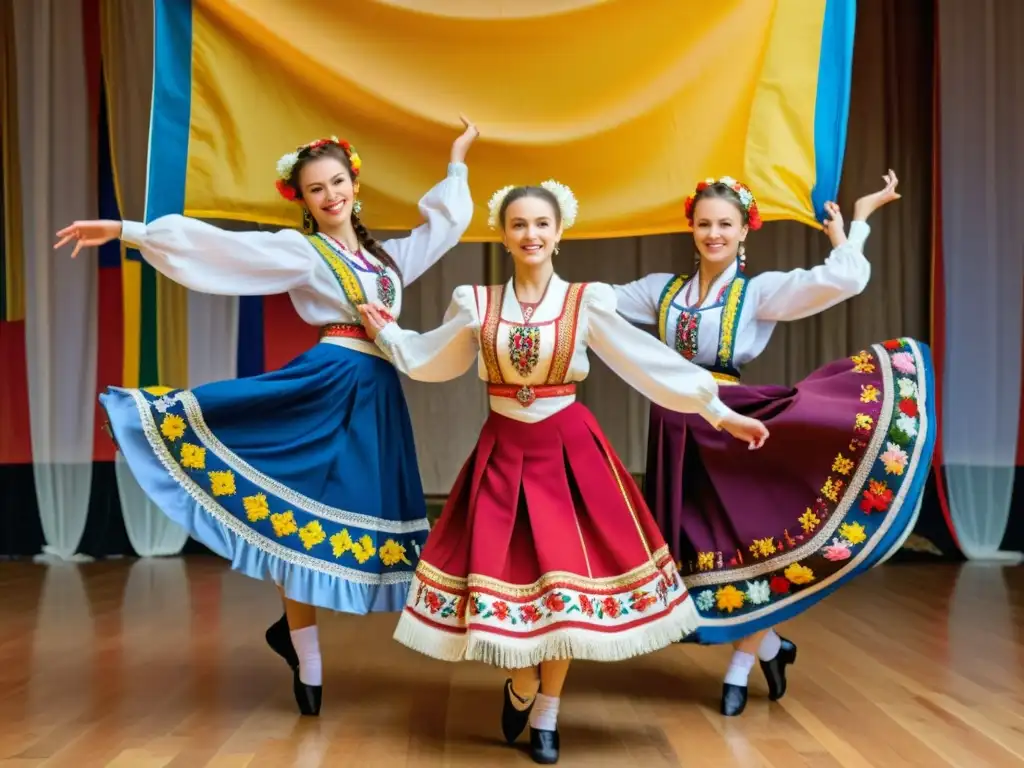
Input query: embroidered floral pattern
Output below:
<box><xmin>413</xmin><ymin>567</ymin><xmax>685</xmax><ymax>633</ymax></box>
<box><xmin>160</xmin><ymin>414</ymin><xmax>186</xmax><ymax>441</ymax></box>
<box><xmin>508</xmin><ymin>324</ymin><xmax>540</xmax><ymax>377</ymax></box>
<box><xmin>674</xmin><ymin>310</ymin><xmax>700</xmax><ymax>359</ymax></box>
<box><xmin>376</xmin><ymin>273</ymin><xmax>396</xmax><ymax>309</ymax></box>
<box><xmin>686</xmin><ymin>338</ymin><xmax>931</xmax><ymax>621</ymax></box>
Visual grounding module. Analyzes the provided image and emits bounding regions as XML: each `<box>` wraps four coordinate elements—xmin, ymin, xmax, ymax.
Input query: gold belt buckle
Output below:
<box><xmin>516</xmin><ymin>385</ymin><xmax>536</xmax><ymax>406</ymax></box>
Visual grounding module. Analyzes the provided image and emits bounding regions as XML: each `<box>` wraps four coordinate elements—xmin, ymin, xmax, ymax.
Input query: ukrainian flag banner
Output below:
<box><xmin>149</xmin><ymin>0</ymin><xmax>855</xmax><ymax>240</ymax></box>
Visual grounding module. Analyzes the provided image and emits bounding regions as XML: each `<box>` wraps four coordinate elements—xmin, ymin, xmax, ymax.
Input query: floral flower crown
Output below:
<box><xmin>274</xmin><ymin>136</ymin><xmax>362</xmax><ymax>202</ymax></box>
<box><xmin>684</xmin><ymin>176</ymin><xmax>762</xmax><ymax>230</ymax></box>
<box><xmin>487</xmin><ymin>180</ymin><xmax>578</xmax><ymax>230</ymax></box>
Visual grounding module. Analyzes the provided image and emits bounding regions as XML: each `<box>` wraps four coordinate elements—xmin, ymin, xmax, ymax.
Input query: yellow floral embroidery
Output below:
<box><xmin>331</xmin><ymin>529</ymin><xmax>354</xmax><ymax>557</ymax></box>
<box><xmin>715</xmin><ymin>584</ymin><xmax>745</xmax><ymax>612</ymax></box>
<box><xmin>839</xmin><ymin>521</ymin><xmax>867</xmax><ymax>545</ymax></box>
<box><xmin>298</xmin><ymin>521</ymin><xmax>327</xmax><ymax>551</ymax></box>
<box><xmin>242</xmin><ymin>493</ymin><xmax>270</xmax><ymax>522</ymax></box>
<box><xmin>832</xmin><ymin>454</ymin><xmax>854</xmax><ymax>475</ymax></box>
<box><xmin>860</xmin><ymin>384</ymin><xmax>880</xmax><ymax>402</ymax></box>
<box><xmin>160</xmin><ymin>413</ymin><xmax>186</xmax><ymax>441</ymax></box>
<box><xmin>784</xmin><ymin>563</ymin><xmax>815</xmax><ymax>585</ymax></box>
<box><xmin>799</xmin><ymin>508</ymin><xmax>820</xmax><ymax>533</ymax></box>
<box><xmin>696</xmin><ymin>552</ymin><xmax>716</xmax><ymax>571</ymax></box>
<box><xmin>821</xmin><ymin>477</ymin><xmax>844</xmax><ymax>502</ymax></box>
<box><xmin>850</xmin><ymin>351</ymin><xmax>875</xmax><ymax>373</ymax></box>
<box><xmin>351</xmin><ymin>535</ymin><xmax>377</xmax><ymax>564</ymax></box>
<box><xmin>855</xmin><ymin>413</ymin><xmax>874</xmax><ymax>431</ymax></box>
<box><xmin>208</xmin><ymin>470</ymin><xmax>236</xmax><ymax>497</ymax></box>
<box><xmin>749</xmin><ymin>537</ymin><xmax>776</xmax><ymax>559</ymax></box>
<box><xmin>270</xmin><ymin>511</ymin><xmax>298</xmax><ymax>538</ymax></box>
<box><xmin>379</xmin><ymin>539</ymin><xmax>412</xmax><ymax>567</ymax></box>
<box><xmin>180</xmin><ymin>443</ymin><xmax>206</xmax><ymax>469</ymax></box>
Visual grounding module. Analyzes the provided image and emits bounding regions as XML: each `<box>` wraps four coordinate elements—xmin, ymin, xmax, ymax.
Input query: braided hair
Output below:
<box><xmin>286</xmin><ymin>143</ymin><xmax>402</xmax><ymax>281</ymax></box>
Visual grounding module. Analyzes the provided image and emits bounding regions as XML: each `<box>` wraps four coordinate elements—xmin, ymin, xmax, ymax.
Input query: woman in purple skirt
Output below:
<box><xmin>614</xmin><ymin>171</ymin><xmax>935</xmax><ymax>716</ymax></box>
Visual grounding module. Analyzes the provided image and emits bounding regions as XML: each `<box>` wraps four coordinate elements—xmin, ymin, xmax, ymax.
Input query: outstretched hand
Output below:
<box><xmin>356</xmin><ymin>302</ymin><xmax>394</xmax><ymax>341</ymax></box>
<box><xmin>853</xmin><ymin>169</ymin><xmax>900</xmax><ymax>221</ymax></box>
<box><xmin>450</xmin><ymin>114</ymin><xmax>479</xmax><ymax>164</ymax></box>
<box><xmin>53</xmin><ymin>220</ymin><xmax>122</xmax><ymax>258</ymax></box>
<box><xmin>821</xmin><ymin>201</ymin><xmax>846</xmax><ymax>248</ymax></box>
<box><xmin>720</xmin><ymin>412</ymin><xmax>769</xmax><ymax>450</ymax></box>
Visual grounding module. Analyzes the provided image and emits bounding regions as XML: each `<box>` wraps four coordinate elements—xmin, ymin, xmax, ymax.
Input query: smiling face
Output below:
<box><xmin>292</xmin><ymin>148</ymin><xmax>359</xmax><ymax>232</ymax></box>
<box><xmin>500</xmin><ymin>189</ymin><xmax>563</xmax><ymax>269</ymax></box>
<box><xmin>692</xmin><ymin>194</ymin><xmax>748</xmax><ymax>268</ymax></box>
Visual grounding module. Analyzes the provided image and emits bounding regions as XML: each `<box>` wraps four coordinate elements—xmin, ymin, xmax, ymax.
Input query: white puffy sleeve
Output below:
<box><xmin>380</xmin><ymin>163</ymin><xmax>473</xmax><ymax>286</ymax></box>
<box><xmin>584</xmin><ymin>283</ymin><xmax>733</xmax><ymax>429</ymax></box>
<box><xmin>751</xmin><ymin>220</ymin><xmax>872</xmax><ymax>322</ymax></box>
<box><xmin>373</xmin><ymin>285</ymin><xmax>480</xmax><ymax>382</ymax></box>
<box><xmin>120</xmin><ymin>215</ymin><xmax>315</xmax><ymax>296</ymax></box>
<box><xmin>613</xmin><ymin>273</ymin><xmax>672</xmax><ymax>326</ymax></box>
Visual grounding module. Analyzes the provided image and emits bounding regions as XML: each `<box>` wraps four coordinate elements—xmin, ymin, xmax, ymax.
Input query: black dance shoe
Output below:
<box><xmin>529</xmin><ymin>727</ymin><xmax>560</xmax><ymax>764</ymax></box>
<box><xmin>720</xmin><ymin>682</ymin><xmax>748</xmax><ymax>717</ymax></box>
<box><xmin>265</xmin><ymin>613</ymin><xmax>322</xmax><ymax>716</ymax></box>
<box><xmin>501</xmin><ymin>678</ymin><xmax>533</xmax><ymax>744</ymax></box>
<box><xmin>760</xmin><ymin>636</ymin><xmax>797</xmax><ymax>701</ymax></box>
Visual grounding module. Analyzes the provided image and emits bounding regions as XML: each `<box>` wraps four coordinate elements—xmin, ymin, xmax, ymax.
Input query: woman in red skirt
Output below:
<box><xmin>356</xmin><ymin>181</ymin><xmax>768</xmax><ymax>764</ymax></box>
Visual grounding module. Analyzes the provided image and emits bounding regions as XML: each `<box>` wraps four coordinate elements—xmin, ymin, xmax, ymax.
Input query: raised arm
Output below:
<box><xmin>750</xmin><ymin>219</ymin><xmax>871</xmax><ymax>322</ymax></box>
<box><xmin>55</xmin><ymin>215</ymin><xmax>315</xmax><ymax>296</ymax></box>
<box><xmin>612</xmin><ymin>273</ymin><xmax>671</xmax><ymax>326</ymax></box>
<box><xmin>380</xmin><ymin>118</ymin><xmax>478</xmax><ymax>286</ymax></box>
<box><xmin>585</xmin><ymin>284</ymin><xmax>767</xmax><ymax>447</ymax></box>
<box><xmin>360</xmin><ymin>285</ymin><xmax>479</xmax><ymax>383</ymax></box>
<box><xmin>753</xmin><ymin>170</ymin><xmax>901</xmax><ymax>322</ymax></box>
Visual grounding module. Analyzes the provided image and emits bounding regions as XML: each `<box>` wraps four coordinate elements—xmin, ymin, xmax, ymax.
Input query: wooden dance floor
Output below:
<box><xmin>0</xmin><ymin>559</ymin><xmax>1021</xmax><ymax>767</ymax></box>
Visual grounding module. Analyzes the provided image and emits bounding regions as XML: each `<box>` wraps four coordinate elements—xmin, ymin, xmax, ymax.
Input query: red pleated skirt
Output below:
<box><xmin>393</xmin><ymin>402</ymin><xmax>699</xmax><ymax>668</ymax></box>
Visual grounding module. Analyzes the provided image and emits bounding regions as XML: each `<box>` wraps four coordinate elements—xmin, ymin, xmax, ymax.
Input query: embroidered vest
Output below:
<box><xmin>655</xmin><ymin>272</ymin><xmax>748</xmax><ymax>383</ymax></box>
<box><xmin>478</xmin><ymin>283</ymin><xmax>587</xmax><ymax>385</ymax></box>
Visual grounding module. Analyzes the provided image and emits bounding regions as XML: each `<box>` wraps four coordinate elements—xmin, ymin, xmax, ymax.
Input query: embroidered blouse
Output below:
<box><xmin>373</xmin><ymin>275</ymin><xmax>734</xmax><ymax>427</ymax></box>
<box><xmin>613</xmin><ymin>220</ymin><xmax>872</xmax><ymax>378</ymax></box>
<box><xmin>119</xmin><ymin>162</ymin><xmax>472</xmax><ymax>358</ymax></box>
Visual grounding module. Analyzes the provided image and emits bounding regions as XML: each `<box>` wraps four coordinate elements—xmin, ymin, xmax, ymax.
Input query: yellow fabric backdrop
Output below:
<box><xmin>179</xmin><ymin>0</ymin><xmax>836</xmax><ymax>239</ymax></box>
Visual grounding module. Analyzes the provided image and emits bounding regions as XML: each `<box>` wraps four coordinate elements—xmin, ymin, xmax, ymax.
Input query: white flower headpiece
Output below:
<box><xmin>487</xmin><ymin>179</ymin><xmax>579</xmax><ymax>230</ymax></box>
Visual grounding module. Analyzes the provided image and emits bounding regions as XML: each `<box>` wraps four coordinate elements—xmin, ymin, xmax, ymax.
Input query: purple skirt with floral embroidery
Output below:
<box><xmin>644</xmin><ymin>338</ymin><xmax>936</xmax><ymax>644</ymax></box>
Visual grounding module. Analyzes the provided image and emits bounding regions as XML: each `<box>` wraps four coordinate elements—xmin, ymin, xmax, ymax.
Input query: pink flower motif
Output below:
<box><xmin>822</xmin><ymin>538</ymin><xmax>852</xmax><ymax>561</ymax></box>
<box><xmin>891</xmin><ymin>351</ymin><xmax>916</xmax><ymax>374</ymax></box>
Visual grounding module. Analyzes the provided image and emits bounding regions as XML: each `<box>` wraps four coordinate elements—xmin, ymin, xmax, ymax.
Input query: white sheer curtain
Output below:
<box><xmin>939</xmin><ymin>0</ymin><xmax>1024</xmax><ymax>562</ymax></box>
<box><xmin>14</xmin><ymin>0</ymin><xmax>96</xmax><ymax>563</ymax></box>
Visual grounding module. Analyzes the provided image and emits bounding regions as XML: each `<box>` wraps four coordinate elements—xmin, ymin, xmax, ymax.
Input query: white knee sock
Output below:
<box><xmin>757</xmin><ymin>629</ymin><xmax>782</xmax><ymax>662</ymax></box>
<box><xmin>290</xmin><ymin>625</ymin><xmax>322</xmax><ymax>686</ymax></box>
<box><xmin>723</xmin><ymin>651</ymin><xmax>756</xmax><ymax>687</ymax></box>
<box><xmin>528</xmin><ymin>693</ymin><xmax>560</xmax><ymax>732</ymax></box>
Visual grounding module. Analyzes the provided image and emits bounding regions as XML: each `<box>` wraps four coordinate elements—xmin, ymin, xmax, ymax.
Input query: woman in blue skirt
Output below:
<box><xmin>55</xmin><ymin>118</ymin><xmax>478</xmax><ymax>715</ymax></box>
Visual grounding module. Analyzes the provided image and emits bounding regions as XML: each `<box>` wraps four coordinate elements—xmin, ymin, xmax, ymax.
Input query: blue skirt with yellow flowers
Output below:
<box><xmin>99</xmin><ymin>342</ymin><xmax>429</xmax><ymax>614</ymax></box>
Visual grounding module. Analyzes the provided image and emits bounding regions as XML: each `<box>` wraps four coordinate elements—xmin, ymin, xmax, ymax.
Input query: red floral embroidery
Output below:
<box><xmin>425</xmin><ymin>591</ymin><xmax>443</xmax><ymax>613</ymax></box>
<box><xmin>674</xmin><ymin>310</ymin><xmax>700</xmax><ymax>360</ymax></box>
<box><xmin>508</xmin><ymin>325</ymin><xmax>540</xmax><ymax>377</ymax></box>
<box><xmin>861</xmin><ymin>479</ymin><xmax>894</xmax><ymax>513</ymax></box>
<box><xmin>898</xmin><ymin>398</ymin><xmax>918</xmax><ymax>418</ymax></box>
<box><xmin>883</xmin><ymin>339</ymin><xmax>903</xmax><ymax>351</ymax></box>
<box><xmin>492</xmin><ymin>601</ymin><xmax>510</xmax><ymax>621</ymax></box>
<box><xmin>578</xmin><ymin>594</ymin><xmax>594</xmax><ymax>617</ymax></box>
<box><xmin>544</xmin><ymin>592</ymin><xmax>570</xmax><ymax>613</ymax></box>
<box><xmin>769</xmin><ymin>575</ymin><xmax>791</xmax><ymax>594</ymax></box>
<box><xmin>629</xmin><ymin>591</ymin><xmax>659</xmax><ymax>612</ymax></box>
<box><xmin>602</xmin><ymin>597</ymin><xmax>622</xmax><ymax>618</ymax></box>
<box><xmin>520</xmin><ymin>605</ymin><xmax>542</xmax><ymax>623</ymax></box>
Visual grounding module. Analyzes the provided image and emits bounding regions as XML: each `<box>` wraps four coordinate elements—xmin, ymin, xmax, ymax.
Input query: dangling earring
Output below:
<box><xmin>738</xmin><ymin>242</ymin><xmax>747</xmax><ymax>272</ymax></box>
<box><xmin>302</xmin><ymin>208</ymin><xmax>315</xmax><ymax>235</ymax></box>
<box><xmin>353</xmin><ymin>199</ymin><xmax>363</xmax><ymax>215</ymax></box>
<box><xmin>553</xmin><ymin>243</ymin><xmax>560</xmax><ymax>256</ymax></box>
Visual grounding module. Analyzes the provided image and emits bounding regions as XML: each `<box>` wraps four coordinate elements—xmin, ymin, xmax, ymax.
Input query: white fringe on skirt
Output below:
<box><xmin>392</xmin><ymin>601</ymin><xmax>700</xmax><ymax>669</ymax></box>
